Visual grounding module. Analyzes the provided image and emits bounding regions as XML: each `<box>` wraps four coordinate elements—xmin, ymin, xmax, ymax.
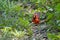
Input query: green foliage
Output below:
<box><xmin>19</xmin><ymin>18</ymin><xmax>29</xmax><ymax>27</ymax></box>
<box><xmin>0</xmin><ymin>0</ymin><xmax>60</xmax><ymax>40</ymax></box>
<box><xmin>55</xmin><ymin>3</ymin><xmax>60</xmax><ymax>12</ymax></box>
<box><xmin>47</xmin><ymin>33</ymin><xmax>60</xmax><ymax>40</ymax></box>
<box><xmin>46</xmin><ymin>13</ymin><xmax>54</xmax><ymax>21</ymax></box>
<box><xmin>11</xmin><ymin>29</ymin><xmax>26</xmax><ymax>38</ymax></box>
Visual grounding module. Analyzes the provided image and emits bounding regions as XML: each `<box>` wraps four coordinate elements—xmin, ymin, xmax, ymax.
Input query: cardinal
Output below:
<box><xmin>32</xmin><ymin>13</ymin><xmax>40</xmax><ymax>25</ymax></box>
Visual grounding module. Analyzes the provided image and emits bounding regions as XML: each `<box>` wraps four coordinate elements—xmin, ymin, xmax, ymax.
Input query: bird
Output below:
<box><xmin>32</xmin><ymin>13</ymin><xmax>40</xmax><ymax>25</ymax></box>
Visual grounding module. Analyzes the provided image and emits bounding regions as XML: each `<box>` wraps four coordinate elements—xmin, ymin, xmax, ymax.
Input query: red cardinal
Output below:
<box><xmin>32</xmin><ymin>13</ymin><xmax>40</xmax><ymax>25</ymax></box>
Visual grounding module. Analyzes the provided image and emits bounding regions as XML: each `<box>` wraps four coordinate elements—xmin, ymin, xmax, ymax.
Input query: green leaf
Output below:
<box><xmin>55</xmin><ymin>3</ymin><xmax>60</xmax><ymax>12</ymax></box>
<box><xmin>46</xmin><ymin>13</ymin><xmax>54</xmax><ymax>21</ymax></box>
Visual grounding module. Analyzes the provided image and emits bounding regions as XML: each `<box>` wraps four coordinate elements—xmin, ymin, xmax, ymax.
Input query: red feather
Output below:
<box><xmin>32</xmin><ymin>13</ymin><xmax>40</xmax><ymax>25</ymax></box>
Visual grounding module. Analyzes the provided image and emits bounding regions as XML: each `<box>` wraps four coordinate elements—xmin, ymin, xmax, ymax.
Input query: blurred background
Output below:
<box><xmin>0</xmin><ymin>0</ymin><xmax>60</xmax><ymax>40</ymax></box>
